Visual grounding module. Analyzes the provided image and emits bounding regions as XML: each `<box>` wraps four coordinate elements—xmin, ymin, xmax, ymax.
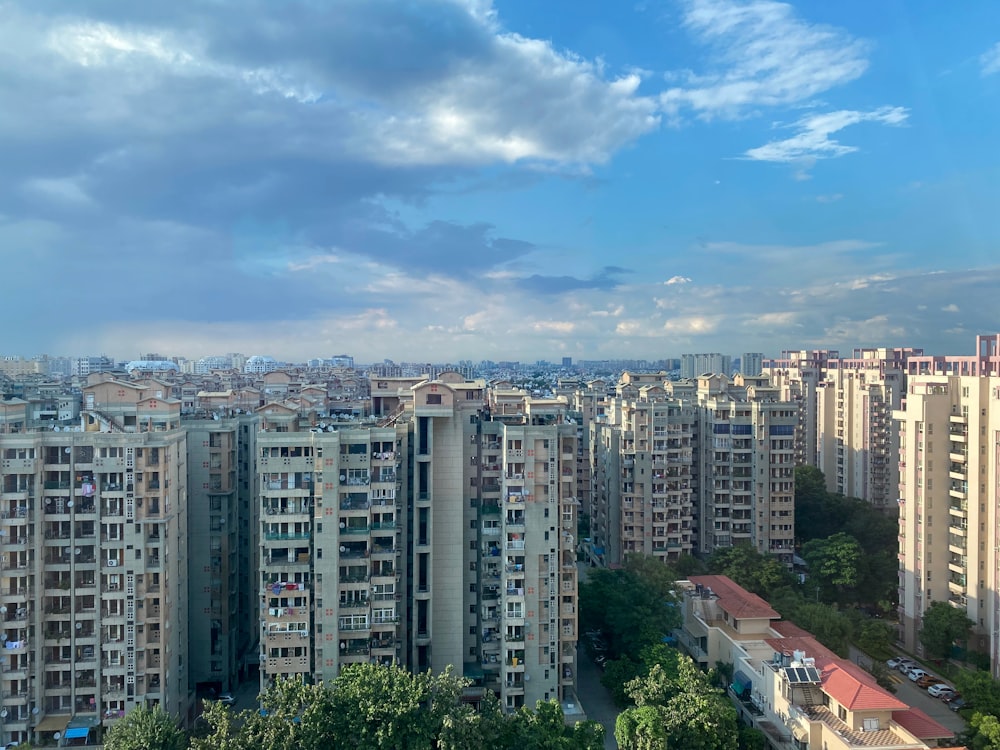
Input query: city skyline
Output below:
<box><xmin>2</xmin><ymin>1</ymin><xmax>999</xmax><ymax>361</ymax></box>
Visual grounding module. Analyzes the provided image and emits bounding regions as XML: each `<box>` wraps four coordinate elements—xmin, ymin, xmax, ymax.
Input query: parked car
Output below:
<box><xmin>594</xmin><ymin>654</ymin><xmax>608</xmax><ymax>670</ymax></box>
<box><xmin>886</xmin><ymin>657</ymin><xmax>911</xmax><ymax>669</ymax></box>
<box><xmin>218</xmin><ymin>693</ymin><xmax>235</xmax><ymax>706</ymax></box>
<box><xmin>916</xmin><ymin>675</ymin><xmax>943</xmax><ymax>689</ymax></box>
<box><xmin>895</xmin><ymin>659</ymin><xmax>917</xmax><ymax>672</ymax></box>
<box><xmin>906</xmin><ymin>668</ymin><xmax>929</xmax><ymax>681</ymax></box>
<box><xmin>927</xmin><ymin>684</ymin><xmax>956</xmax><ymax>699</ymax></box>
<box><xmin>948</xmin><ymin>697</ymin><xmax>967</xmax><ymax>712</ymax></box>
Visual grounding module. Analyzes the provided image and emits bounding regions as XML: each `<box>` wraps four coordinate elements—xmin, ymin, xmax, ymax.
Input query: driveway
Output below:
<box><xmin>575</xmin><ymin>643</ymin><xmax>620</xmax><ymax>750</ymax></box>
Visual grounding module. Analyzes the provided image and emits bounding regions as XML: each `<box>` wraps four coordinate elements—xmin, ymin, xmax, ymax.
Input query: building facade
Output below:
<box><xmin>0</xmin><ymin>387</ymin><xmax>191</xmax><ymax>747</ymax></box>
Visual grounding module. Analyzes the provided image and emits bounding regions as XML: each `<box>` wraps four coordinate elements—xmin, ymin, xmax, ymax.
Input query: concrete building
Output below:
<box><xmin>0</xmin><ymin>385</ymin><xmax>192</xmax><ymax>747</ymax></box>
<box><xmin>681</xmin><ymin>353</ymin><xmax>732</xmax><ymax>380</ymax></box>
<box><xmin>740</xmin><ymin>353</ymin><xmax>765</xmax><ymax>377</ymax></box>
<box><xmin>894</xmin><ymin>371</ymin><xmax>1000</xmax><ymax>674</ymax></box>
<box><xmin>765</xmin><ymin>348</ymin><xmax>917</xmax><ymax>507</ymax></box>
<box><xmin>588</xmin><ymin>374</ymin><xmax>797</xmax><ymax>567</ymax></box>
<box><xmin>254</xmin><ymin>373</ymin><xmax>581</xmax><ymax>713</ymax></box>
<box><xmin>676</xmin><ymin>575</ymin><xmax>955</xmax><ymax>750</ymax></box>
<box><xmin>695</xmin><ymin>376</ymin><xmax>798</xmax><ymax>563</ymax></box>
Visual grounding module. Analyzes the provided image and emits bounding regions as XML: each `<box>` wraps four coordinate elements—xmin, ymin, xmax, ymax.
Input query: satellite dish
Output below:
<box><xmin>0</xmin><ymin>606</ymin><xmax>6</xmax><ymax>614</ymax></box>
<box><xmin>76</xmin><ymin>622</ymin><xmax>83</xmax><ymax>629</ymax></box>
<box><xmin>32</xmin><ymin>707</ymin><xmax>40</xmax><ymax>715</ymax></box>
<box><xmin>339</xmin><ymin>546</ymin><xmax>346</xmax><ymax>553</ymax></box>
<box><xmin>67</xmin><ymin>500</ymin><xmax>75</xmax><ymax>508</ymax></box>
<box><xmin>54</xmin><ymin>732</ymin><xmax>61</xmax><ymax>740</ymax></box>
<box><xmin>340</xmin><ymin>642</ymin><xmax>346</xmax><ymax>649</ymax></box>
<box><xmin>75</xmin><ymin>547</ymin><xmax>81</xmax><ymax>554</ymax></box>
<box><xmin>65</xmin><ymin>447</ymin><xmax>71</xmax><ymax>454</ymax></box>
<box><xmin>0</xmin><ymin>709</ymin><xmax>7</xmax><ymax>718</ymax></box>
<box><xmin>54</xmin><ymin>426</ymin><xmax>61</xmax><ymax>432</ymax></box>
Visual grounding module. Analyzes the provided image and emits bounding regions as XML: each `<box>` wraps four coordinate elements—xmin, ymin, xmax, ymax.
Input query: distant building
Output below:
<box><xmin>740</xmin><ymin>352</ymin><xmax>764</xmax><ymax>377</ymax></box>
<box><xmin>75</xmin><ymin>355</ymin><xmax>115</xmax><ymax>377</ymax></box>
<box><xmin>561</xmin><ymin>357</ymin><xmax>572</xmax><ymax>368</ymax></box>
<box><xmin>244</xmin><ymin>356</ymin><xmax>278</xmax><ymax>374</ymax></box>
<box><xmin>680</xmin><ymin>353</ymin><xmax>731</xmax><ymax>379</ymax></box>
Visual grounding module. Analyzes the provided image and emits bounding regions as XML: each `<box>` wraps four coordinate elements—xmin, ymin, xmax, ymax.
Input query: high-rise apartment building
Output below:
<box><xmin>740</xmin><ymin>352</ymin><xmax>764</xmax><ymax>377</ymax></box>
<box><xmin>896</xmin><ymin>335</ymin><xmax>1000</xmax><ymax>674</ymax></box>
<box><xmin>255</xmin><ymin>374</ymin><xmax>580</xmax><ymax>713</ymax></box>
<box><xmin>765</xmin><ymin>348</ymin><xmax>917</xmax><ymax>507</ymax></box>
<box><xmin>588</xmin><ymin>373</ymin><xmax>797</xmax><ymax>567</ymax></box>
<box><xmin>695</xmin><ymin>375</ymin><xmax>798</xmax><ymax>562</ymax></box>
<box><xmin>0</xmin><ymin>383</ymin><xmax>191</xmax><ymax>747</ymax></box>
<box><xmin>680</xmin><ymin>353</ymin><xmax>732</xmax><ymax>380</ymax></box>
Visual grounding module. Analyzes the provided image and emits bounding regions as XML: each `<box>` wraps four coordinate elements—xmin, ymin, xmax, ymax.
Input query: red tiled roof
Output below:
<box><xmin>892</xmin><ymin>707</ymin><xmax>955</xmax><ymax>740</ymax></box>
<box><xmin>770</xmin><ymin>620</ymin><xmax>812</xmax><ymax>638</ymax></box>
<box><xmin>688</xmin><ymin>575</ymin><xmax>779</xmax><ymax>620</ymax></box>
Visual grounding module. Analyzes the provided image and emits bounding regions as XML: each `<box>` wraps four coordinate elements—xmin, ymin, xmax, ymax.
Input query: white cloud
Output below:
<box><xmin>660</xmin><ymin>0</ymin><xmax>870</xmax><ymax>119</ymax></box>
<box><xmin>941</xmin><ymin>303</ymin><xmax>960</xmax><ymax>313</ymax></box>
<box><xmin>816</xmin><ymin>193</ymin><xmax>843</xmax><ymax>203</ymax></box>
<box><xmin>981</xmin><ymin>42</ymin><xmax>1000</xmax><ymax>76</ymax></box>
<box><xmin>744</xmin><ymin>107</ymin><xmax>909</xmax><ymax>163</ymax></box>
<box><xmin>742</xmin><ymin>311</ymin><xmax>799</xmax><ymax>328</ymax></box>
<box><xmin>664</xmin><ymin>275</ymin><xmax>692</xmax><ymax>285</ymax></box>
<box><xmin>23</xmin><ymin>176</ymin><xmax>94</xmax><ymax>206</ymax></box>
<box><xmin>663</xmin><ymin>315</ymin><xmax>721</xmax><ymax>334</ymax></box>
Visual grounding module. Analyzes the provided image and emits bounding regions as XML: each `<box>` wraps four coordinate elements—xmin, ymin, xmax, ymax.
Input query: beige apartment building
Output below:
<box><xmin>255</xmin><ymin>374</ymin><xmax>581</xmax><ymax>714</ymax></box>
<box><xmin>895</xmin><ymin>372</ymin><xmax>1000</xmax><ymax>673</ymax></box>
<box><xmin>0</xmin><ymin>382</ymin><xmax>191</xmax><ymax>747</ymax></box>
<box><xmin>765</xmin><ymin>348</ymin><xmax>916</xmax><ymax>507</ymax></box>
<box><xmin>588</xmin><ymin>373</ymin><xmax>797</xmax><ymax>566</ymax></box>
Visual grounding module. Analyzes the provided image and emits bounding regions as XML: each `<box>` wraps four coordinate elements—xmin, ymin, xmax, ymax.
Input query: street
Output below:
<box><xmin>850</xmin><ymin>648</ymin><xmax>966</xmax><ymax>735</ymax></box>
<box><xmin>575</xmin><ymin>643</ymin><xmax>620</xmax><ymax>750</ymax></box>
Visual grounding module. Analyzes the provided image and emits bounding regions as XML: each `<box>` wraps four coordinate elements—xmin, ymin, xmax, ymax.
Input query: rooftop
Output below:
<box><xmin>687</xmin><ymin>575</ymin><xmax>780</xmax><ymax>620</ymax></box>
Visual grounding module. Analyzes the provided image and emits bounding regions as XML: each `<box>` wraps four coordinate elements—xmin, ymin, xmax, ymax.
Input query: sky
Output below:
<box><xmin>2</xmin><ymin>0</ymin><xmax>1000</xmax><ymax>363</ymax></box>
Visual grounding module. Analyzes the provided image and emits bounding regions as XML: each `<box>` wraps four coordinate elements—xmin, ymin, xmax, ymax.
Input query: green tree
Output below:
<box><xmin>737</xmin><ymin>726</ymin><xmax>768</xmax><ymax>750</ymax></box>
<box><xmin>966</xmin><ymin>712</ymin><xmax>1000</xmax><ymax>750</ymax></box>
<box><xmin>105</xmin><ymin>704</ymin><xmax>185</xmax><ymax>750</ymax></box>
<box><xmin>856</xmin><ymin>620</ymin><xmax>895</xmax><ymax>660</ymax></box>
<box><xmin>786</xmin><ymin>602</ymin><xmax>854</xmax><ymax>657</ymax></box>
<box><xmin>955</xmin><ymin>669</ymin><xmax>1000</xmax><ymax>717</ymax></box>
<box><xmin>801</xmin><ymin>532</ymin><xmax>863</xmax><ymax>601</ymax></box>
<box><xmin>616</xmin><ymin>659</ymin><xmax>738</xmax><ymax>750</ymax></box>
<box><xmin>864</xmin><ymin>660</ymin><xmax>897</xmax><ymax>694</ymax></box>
<box><xmin>706</xmin><ymin>544</ymin><xmax>794</xmax><ymax>598</ymax></box>
<box><xmin>920</xmin><ymin>601</ymin><xmax>973</xmax><ymax>660</ymax></box>
<box><xmin>602</xmin><ymin>656</ymin><xmax>641</xmax><ymax>708</ymax></box>
<box><xmin>579</xmin><ymin>566</ymin><xmax>680</xmax><ymax>660</ymax></box>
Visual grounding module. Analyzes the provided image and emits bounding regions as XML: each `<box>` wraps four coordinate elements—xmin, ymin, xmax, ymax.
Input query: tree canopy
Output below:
<box><xmin>919</xmin><ymin>600</ymin><xmax>973</xmax><ymax>661</ymax></box>
<box><xmin>105</xmin><ymin>704</ymin><xmax>186</xmax><ymax>750</ymax></box>
<box><xmin>191</xmin><ymin>664</ymin><xmax>604</xmax><ymax>750</ymax></box>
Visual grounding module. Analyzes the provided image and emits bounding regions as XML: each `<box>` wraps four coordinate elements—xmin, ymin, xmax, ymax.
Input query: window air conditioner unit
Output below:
<box><xmin>107</xmin><ymin>559</ymin><xmax>118</xmax><ymax>567</ymax></box>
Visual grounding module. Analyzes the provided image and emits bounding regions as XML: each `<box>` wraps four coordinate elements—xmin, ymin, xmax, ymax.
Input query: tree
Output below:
<box><xmin>856</xmin><ymin>620</ymin><xmax>895</xmax><ymax>660</ymax></box>
<box><xmin>706</xmin><ymin>544</ymin><xmax>794</xmax><ymax>599</ymax></box>
<box><xmin>579</xmin><ymin>566</ymin><xmax>681</xmax><ymax>661</ymax></box>
<box><xmin>616</xmin><ymin>658</ymin><xmax>738</xmax><ymax>750</ymax></box>
<box><xmin>105</xmin><ymin>704</ymin><xmax>185</xmax><ymax>750</ymax></box>
<box><xmin>864</xmin><ymin>660</ymin><xmax>897</xmax><ymax>694</ymax></box>
<box><xmin>955</xmin><ymin>669</ymin><xmax>1000</xmax><ymax>717</ymax></box>
<box><xmin>920</xmin><ymin>601</ymin><xmax>973</xmax><ymax>660</ymax></box>
<box><xmin>966</xmin><ymin>712</ymin><xmax>1000</xmax><ymax>750</ymax></box>
<box><xmin>737</xmin><ymin>726</ymin><xmax>768</xmax><ymax>750</ymax></box>
<box><xmin>801</xmin><ymin>532</ymin><xmax>862</xmax><ymax>602</ymax></box>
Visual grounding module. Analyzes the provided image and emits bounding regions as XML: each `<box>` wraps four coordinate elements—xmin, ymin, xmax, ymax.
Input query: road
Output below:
<box><xmin>850</xmin><ymin>647</ymin><xmax>966</xmax><ymax>735</ymax></box>
<box><xmin>575</xmin><ymin>643</ymin><xmax>620</xmax><ymax>750</ymax></box>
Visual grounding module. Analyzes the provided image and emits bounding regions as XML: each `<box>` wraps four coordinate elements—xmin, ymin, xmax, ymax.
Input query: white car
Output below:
<box><xmin>886</xmin><ymin>657</ymin><xmax>908</xmax><ymax>669</ymax></box>
<box><xmin>906</xmin><ymin>668</ymin><xmax>928</xmax><ymax>681</ymax></box>
<box><xmin>928</xmin><ymin>684</ymin><xmax>956</xmax><ymax>699</ymax></box>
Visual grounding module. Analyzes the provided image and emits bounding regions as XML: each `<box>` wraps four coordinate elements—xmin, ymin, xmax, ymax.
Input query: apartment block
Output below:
<box><xmin>695</xmin><ymin>376</ymin><xmax>797</xmax><ymax>563</ymax></box>
<box><xmin>895</xmin><ymin>373</ymin><xmax>1000</xmax><ymax>672</ymax></box>
<box><xmin>256</xmin><ymin>407</ymin><xmax>407</xmax><ymax>689</ymax></box>
<box><xmin>588</xmin><ymin>374</ymin><xmax>797</xmax><ymax>567</ymax></box>
<box><xmin>185</xmin><ymin>416</ymin><xmax>258</xmax><ymax>692</ymax></box>
<box><xmin>590</xmin><ymin>382</ymin><xmax>696</xmax><ymax>565</ymax></box>
<box><xmin>681</xmin><ymin>353</ymin><xmax>732</xmax><ymax>380</ymax></box>
<box><xmin>676</xmin><ymin>575</ymin><xmax>955</xmax><ymax>750</ymax></box>
<box><xmin>741</xmin><ymin>353</ymin><xmax>765</xmax><ymax>377</ymax></box>
<box><xmin>766</xmin><ymin>348</ymin><xmax>917</xmax><ymax>507</ymax></box>
<box><xmin>0</xmin><ymin>383</ymin><xmax>191</xmax><ymax>747</ymax></box>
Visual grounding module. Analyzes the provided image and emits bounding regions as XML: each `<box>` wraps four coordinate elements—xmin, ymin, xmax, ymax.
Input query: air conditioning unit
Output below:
<box><xmin>107</xmin><ymin>559</ymin><xmax>118</xmax><ymax>567</ymax></box>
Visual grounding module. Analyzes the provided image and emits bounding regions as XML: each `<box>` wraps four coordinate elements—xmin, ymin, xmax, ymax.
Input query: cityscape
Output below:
<box><xmin>4</xmin><ymin>0</ymin><xmax>1000</xmax><ymax>748</ymax></box>
<box><xmin>0</xmin><ymin>335</ymin><xmax>997</xmax><ymax>748</ymax></box>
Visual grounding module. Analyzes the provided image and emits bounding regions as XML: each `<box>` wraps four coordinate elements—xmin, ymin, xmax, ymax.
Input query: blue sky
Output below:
<box><xmin>2</xmin><ymin>0</ymin><xmax>999</xmax><ymax>362</ymax></box>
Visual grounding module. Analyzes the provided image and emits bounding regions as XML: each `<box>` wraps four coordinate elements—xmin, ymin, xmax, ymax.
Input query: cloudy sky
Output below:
<box><xmin>3</xmin><ymin>0</ymin><xmax>1000</xmax><ymax>363</ymax></box>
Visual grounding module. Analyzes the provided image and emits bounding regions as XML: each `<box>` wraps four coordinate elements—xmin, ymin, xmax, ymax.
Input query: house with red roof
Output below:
<box><xmin>676</xmin><ymin>575</ymin><xmax>959</xmax><ymax>750</ymax></box>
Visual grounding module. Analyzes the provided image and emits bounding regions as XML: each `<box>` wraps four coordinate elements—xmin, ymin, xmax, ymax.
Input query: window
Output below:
<box><xmin>426</xmin><ymin>394</ymin><xmax>442</xmax><ymax>405</ymax></box>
